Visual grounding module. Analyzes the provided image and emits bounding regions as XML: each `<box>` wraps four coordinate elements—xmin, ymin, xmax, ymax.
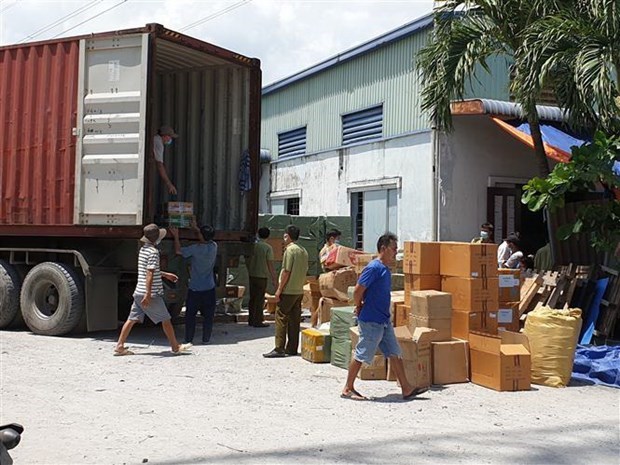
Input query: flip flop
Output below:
<box><xmin>114</xmin><ymin>348</ymin><xmax>135</xmax><ymax>356</ymax></box>
<box><xmin>340</xmin><ymin>389</ymin><xmax>368</xmax><ymax>401</ymax></box>
<box><xmin>403</xmin><ymin>387</ymin><xmax>428</xmax><ymax>400</ymax></box>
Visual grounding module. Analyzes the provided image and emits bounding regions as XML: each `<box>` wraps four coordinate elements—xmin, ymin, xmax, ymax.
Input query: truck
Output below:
<box><xmin>0</xmin><ymin>24</ymin><xmax>262</xmax><ymax>336</ymax></box>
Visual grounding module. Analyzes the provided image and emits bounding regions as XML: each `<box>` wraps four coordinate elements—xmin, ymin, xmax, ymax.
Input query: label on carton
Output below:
<box><xmin>497</xmin><ymin>309</ymin><xmax>513</xmax><ymax>324</ymax></box>
<box><xmin>499</xmin><ymin>275</ymin><xmax>518</xmax><ymax>288</ymax></box>
<box><xmin>471</xmin><ymin>272</ymin><xmax>479</xmax><ymax>277</ymax></box>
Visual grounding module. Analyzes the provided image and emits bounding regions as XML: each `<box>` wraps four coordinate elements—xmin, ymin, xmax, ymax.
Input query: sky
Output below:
<box><xmin>0</xmin><ymin>0</ymin><xmax>435</xmax><ymax>85</ymax></box>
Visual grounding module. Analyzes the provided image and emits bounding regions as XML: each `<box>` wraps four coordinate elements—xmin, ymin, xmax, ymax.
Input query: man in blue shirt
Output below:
<box><xmin>171</xmin><ymin>222</ymin><xmax>218</xmax><ymax>344</ymax></box>
<box><xmin>341</xmin><ymin>233</ymin><xmax>422</xmax><ymax>401</ymax></box>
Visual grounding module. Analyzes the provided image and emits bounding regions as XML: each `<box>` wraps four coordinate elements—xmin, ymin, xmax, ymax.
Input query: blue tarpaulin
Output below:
<box><xmin>510</xmin><ymin>122</ymin><xmax>586</xmax><ymax>155</ymax></box>
<box><xmin>572</xmin><ymin>345</ymin><xmax>620</xmax><ymax>388</ymax></box>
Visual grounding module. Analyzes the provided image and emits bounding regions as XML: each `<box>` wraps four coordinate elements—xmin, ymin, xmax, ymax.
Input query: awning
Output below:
<box><xmin>491</xmin><ymin>117</ymin><xmax>584</xmax><ymax>163</ymax></box>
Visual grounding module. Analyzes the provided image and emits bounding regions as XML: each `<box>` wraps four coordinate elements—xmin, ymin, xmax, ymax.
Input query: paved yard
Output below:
<box><xmin>1</xmin><ymin>322</ymin><xmax>618</xmax><ymax>465</ymax></box>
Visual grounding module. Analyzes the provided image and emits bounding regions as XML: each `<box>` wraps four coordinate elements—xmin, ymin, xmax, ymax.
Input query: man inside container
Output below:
<box><xmin>341</xmin><ymin>232</ymin><xmax>423</xmax><ymax>401</ymax></box>
<box><xmin>319</xmin><ymin>229</ymin><xmax>342</xmax><ymax>271</ymax></box>
<box><xmin>154</xmin><ymin>126</ymin><xmax>178</xmax><ymax>195</ymax></box>
<box><xmin>246</xmin><ymin>227</ymin><xmax>278</xmax><ymax>328</ymax></box>
<box><xmin>263</xmin><ymin>224</ymin><xmax>309</xmax><ymax>358</ymax></box>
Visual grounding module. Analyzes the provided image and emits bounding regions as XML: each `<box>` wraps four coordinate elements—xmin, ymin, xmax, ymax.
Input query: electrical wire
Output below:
<box><xmin>50</xmin><ymin>0</ymin><xmax>129</xmax><ymax>39</ymax></box>
<box><xmin>0</xmin><ymin>0</ymin><xmax>18</xmax><ymax>15</ymax></box>
<box><xmin>179</xmin><ymin>0</ymin><xmax>252</xmax><ymax>32</ymax></box>
<box><xmin>18</xmin><ymin>0</ymin><xmax>103</xmax><ymax>43</ymax></box>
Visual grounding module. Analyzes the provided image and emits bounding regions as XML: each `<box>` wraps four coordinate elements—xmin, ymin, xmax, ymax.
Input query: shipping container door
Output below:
<box><xmin>74</xmin><ymin>34</ymin><xmax>149</xmax><ymax>225</ymax></box>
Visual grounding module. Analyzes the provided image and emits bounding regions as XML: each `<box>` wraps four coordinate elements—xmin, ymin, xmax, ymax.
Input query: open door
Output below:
<box><xmin>74</xmin><ymin>33</ymin><xmax>149</xmax><ymax>226</ymax></box>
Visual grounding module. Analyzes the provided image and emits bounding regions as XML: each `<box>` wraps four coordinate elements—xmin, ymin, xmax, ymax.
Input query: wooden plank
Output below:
<box><xmin>519</xmin><ymin>275</ymin><xmax>543</xmax><ymax>316</ymax></box>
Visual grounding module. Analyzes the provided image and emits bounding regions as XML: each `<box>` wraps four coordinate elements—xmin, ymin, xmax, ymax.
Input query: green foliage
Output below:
<box><xmin>522</xmin><ymin>131</ymin><xmax>620</xmax><ymax>251</ymax></box>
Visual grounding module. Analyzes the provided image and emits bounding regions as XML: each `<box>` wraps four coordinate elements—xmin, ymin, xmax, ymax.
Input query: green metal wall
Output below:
<box><xmin>262</xmin><ymin>29</ymin><xmax>512</xmax><ymax>159</ymax></box>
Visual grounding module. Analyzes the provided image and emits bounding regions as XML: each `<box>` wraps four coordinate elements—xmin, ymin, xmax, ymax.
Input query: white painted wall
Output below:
<box><xmin>266</xmin><ymin>131</ymin><xmax>434</xmax><ymax>245</ymax></box>
<box><xmin>438</xmin><ymin>115</ymin><xmax>543</xmax><ymax>241</ymax></box>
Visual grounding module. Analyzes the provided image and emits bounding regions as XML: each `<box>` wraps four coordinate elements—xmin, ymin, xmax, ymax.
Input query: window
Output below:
<box><xmin>342</xmin><ymin>105</ymin><xmax>383</xmax><ymax>146</ymax></box>
<box><xmin>286</xmin><ymin>197</ymin><xmax>300</xmax><ymax>216</ymax></box>
<box><xmin>278</xmin><ymin>126</ymin><xmax>307</xmax><ymax>159</ymax></box>
<box><xmin>351</xmin><ymin>188</ymin><xmax>398</xmax><ymax>252</ymax></box>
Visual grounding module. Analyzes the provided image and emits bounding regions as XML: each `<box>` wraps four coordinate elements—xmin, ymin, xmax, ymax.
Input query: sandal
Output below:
<box><xmin>340</xmin><ymin>389</ymin><xmax>368</xmax><ymax>401</ymax></box>
<box><xmin>114</xmin><ymin>348</ymin><xmax>135</xmax><ymax>356</ymax></box>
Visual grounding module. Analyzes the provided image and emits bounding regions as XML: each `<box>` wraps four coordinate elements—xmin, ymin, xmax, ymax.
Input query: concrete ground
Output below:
<box><xmin>1</xmin><ymin>321</ymin><xmax>618</xmax><ymax>465</ymax></box>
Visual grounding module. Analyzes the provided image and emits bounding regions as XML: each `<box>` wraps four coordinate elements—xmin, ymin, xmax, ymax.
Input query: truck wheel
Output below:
<box><xmin>21</xmin><ymin>262</ymin><xmax>84</xmax><ymax>336</ymax></box>
<box><xmin>0</xmin><ymin>260</ymin><xmax>22</xmax><ymax>329</ymax></box>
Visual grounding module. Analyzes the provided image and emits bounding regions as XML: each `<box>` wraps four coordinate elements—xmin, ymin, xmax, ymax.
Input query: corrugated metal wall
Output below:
<box><xmin>153</xmin><ymin>66</ymin><xmax>251</xmax><ymax>232</ymax></box>
<box><xmin>0</xmin><ymin>40</ymin><xmax>80</xmax><ymax>225</ymax></box>
<box><xmin>261</xmin><ymin>29</ymin><xmax>512</xmax><ymax>158</ymax></box>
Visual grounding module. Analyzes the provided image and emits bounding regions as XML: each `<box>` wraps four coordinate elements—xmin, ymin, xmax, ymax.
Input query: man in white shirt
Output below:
<box><xmin>501</xmin><ymin>233</ymin><xmax>523</xmax><ymax>269</ymax></box>
<box><xmin>154</xmin><ymin>126</ymin><xmax>178</xmax><ymax>195</ymax></box>
<box><xmin>498</xmin><ymin>232</ymin><xmax>519</xmax><ymax>267</ymax></box>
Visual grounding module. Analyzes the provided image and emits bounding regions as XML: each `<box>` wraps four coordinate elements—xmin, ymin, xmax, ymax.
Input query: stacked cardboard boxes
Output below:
<box><xmin>497</xmin><ymin>269</ymin><xmax>522</xmax><ymax>332</ymax></box>
<box><xmin>317</xmin><ymin>297</ymin><xmax>350</xmax><ymax>326</ymax></box>
<box><xmin>329</xmin><ymin>306</ymin><xmax>357</xmax><ymax>369</ymax></box>
<box><xmin>317</xmin><ymin>267</ymin><xmax>357</xmax><ymax>324</ymax></box>
<box><xmin>439</xmin><ymin>242</ymin><xmax>499</xmax><ymax>340</ymax></box>
<box><xmin>403</xmin><ymin>242</ymin><xmax>442</xmax><ymax>306</ymax></box>
<box><xmin>409</xmin><ymin>290</ymin><xmax>452</xmax><ymax>341</ymax></box>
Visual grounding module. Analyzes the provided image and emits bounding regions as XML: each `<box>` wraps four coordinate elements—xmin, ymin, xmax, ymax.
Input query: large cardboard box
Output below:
<box><xmin>354</xmin><ymin>353</ymin><xmax>387</xmax><ymax>380</ymax></box>
<box><xmin>324</xmin><ymin>246</ymin><xmax>363</xmax><ymax>270</ymax></box>
<box><xmin>410</xmin><ymin>315</ymin><xmax>451</xmax><ymax>341</ymax></box>
<box><xmin>319</xmin><ymin>268</ymin><xmax>357</xmax><ymax>301</ymax></box>
<box><xmin>403</xmin><ymin>241</ymin><xmax>440</xmax><ymax>275</ymax></box>
<box><xmin>393</xmin><ymin>326</ymin><xmax>438</xmax><ymax>389</ymax></box>
<box><xmin>393</xmin><ymin>303</ymin><xmax>410</xmax><ymax>327</ymax></box>
<box><xmin>329</xmin><ymin>306</ymin><xmax>357</xmax><ymax>340</ymax></box>
<box><xmin>452</xmin><ymin>310</ymin><xmax>482</xmax><ymax>340</ymax></box>
<box><xmin>441</xmin><ymin>277</ymin><xmax>499</xmax><ymax>311</ymax></box>
<box><xmin>469</xmin><ymin>331</ymin><xmax>531</xmax><ymax>391</ymax></box>
<box><xmin>409</xmin><ymin>290</ymin><xmax>452</xmax><ymax>319</ymax></box>
<box><xmin>440</xmin><ymin>242</ymin><xmax>498</xmax><ymax>278</ymax></box>
<box><xmin>354</xmin><ymin>253</ymin><xmax>378</xmax><ymax>274</ymax></box>
<box><xmin>498</xmin><ymin>269</ymin><xmax>521</xmax><ymax>302</ymax></box>
<box><xmin>432</xmin><ymin>339</ymin><xmax>469</xmax><ymax>385</ymax></box>
<box><xmin>301</xmin><ymin>329</ymin><xmax>332</xmax><ymax>363</ymax></box>
<box><xmin>302</xmin><ymin>285</ymin><xmax>321</xmax><ymax>313</ymax></box>
<box><xmin>496</xmin><ymin>302</ymin><xmax>520</xmax><ymax>333</ymax></box>
<box><xmin>317</xmin><ymin>297</ymin><xmax>350</xmax><ymax>325</ymax></box>
<box><xmin>330</xmin><ymin>338</ymin><xmax>352</xmax><ymax>369</ymax></box>
<box><xmin>404</xmin><ymin>275</ymin><xmax>442</xmax><ymax>305</ymax></box>
<box><xmin>483</xmin><ymin>310</ymin><xmax>498</xmax><ymax>335</ymax></box>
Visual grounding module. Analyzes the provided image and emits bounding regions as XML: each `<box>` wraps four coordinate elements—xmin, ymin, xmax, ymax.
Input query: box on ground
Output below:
<box><xmin>354</xmin><ymin>353</ymin><xmax>387</xmax><ymax>380</ymax></box>
<box><xmin>498</xmin><ymin>269</ymin><xmax>521</xmax><ymax>302</ymax></box>
<box><xmin>319</xmin><ymin>268</ymin><xmax>357</xmax><ymax>301</ymax></box>
<box><xmin>469</xmin><ymin>330</ymin><xmax>531</xmax><ymax>391</ymax></box>
<box><xmin>318</xmin><ymin>297</ymin><xmax>351</xmax><ymax>325</ymax></box>
<box><xmin>410</xmin><ymin>290</ymin><xmax>452</xmax><ymax>318</ymax></box>
<box><xmin>441</xmin><ymin>277</ymin><xmax>499</xmax><ymax>311</ymax></box>
<box><xmin>330</xmin><ymin>338</ymin><xmax>352</xmax><ymax>369</ymax></box>
<box><xmin>403</xmin><ymin>241</ymin><xmax>440</xmax><ymax>275</ymax></box>
<box><xmin>410</xmin><ymin>315</ymin><xmax>451</xmax><ymax>341</ymax></box>
<box><xmin>324</xmin><ymin>246</ymin><xmax>363</xmax><ymax>270</ymax></box>
<box><xmin>440</xmin><ymin>242</ymin><xmax>498</xmax><ymax>278</ymax></box>
<box><xmin>301</xmin><ymin>328</ymin><xmax>332</xmax><ymax>363</ymax></box>
<box><xmin>432</xmin><ymin>339</ymin><xmax>469</xmax><ymax>385</ymax></box>
<box><xmin>393</xmin><ymin>326</ymin><xmax>437</xmax><ymax>389</ymax></box>
<box><xmin>404</xmin><ymin>275</ymin><xmax>442</xmax><ymax>305</ymax></box>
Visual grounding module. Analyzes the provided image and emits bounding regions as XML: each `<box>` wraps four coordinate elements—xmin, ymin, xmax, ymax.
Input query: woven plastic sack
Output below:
<box><xmin>524</xmin><ymin>307</ymin><xmax>582</xmax><ymax>387</ymax></box>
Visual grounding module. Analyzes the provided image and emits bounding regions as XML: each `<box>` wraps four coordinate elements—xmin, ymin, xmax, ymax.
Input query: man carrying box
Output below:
<box><xmin>341</xmin><ymin>233</ymin><xmax>424</xmax><ymax>401</ymax></box>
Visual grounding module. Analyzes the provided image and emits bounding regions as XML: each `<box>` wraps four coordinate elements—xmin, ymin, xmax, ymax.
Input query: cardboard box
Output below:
<box><xmin>324</xmin><ymin>246</ymin><xmax>363</xmax><ymax>270</ymax></box>
<box><xmin>319</xmin><ymin>268</ymin><xmax>357</xmax><ymax>301</ymax></box>
<box><xmin>410</xmin><ymin>290</ymin><xmax>452</xmax><ymax>319</ymax></box>
<box><xmin>330</xmin><ymin>338</ymin><xmax>352</xmax><ymax>369</ymax></box>
<box><xmin>439</xmin><ymin>242</ymin><xmax>498</xmax><ymax>278</ymax></box>
<box><xmin>220</xmin><ymin>285</ymin><xmax>245</xmax><ymax>298</ymax></box>
<box><xmin>483</xmin><ymin>310</ymin><xmax>498</xmax><ymax>335</ymax></box>
<box><xmin>302</xmin><ymin>287</ymin><xmax>321</xmax><ymax>313</ymax></box>
<box><xmin>432</xmin><ymin>339</ymin><xmax>469</xmax><ymax>385</ymax></box>
<box><xmin>441</xmin><ymin>277</ymin><xmax>499</xmax><ymax>311</ymax></box>
<box><xmin>306</xmin><ymin>276</ymin><xmax>322</xmax><ymax>296</ymax></box>
<box><xmin>301</xmin><ymin>329</ymin><xmax>332</xmax><ymax>363</ymax></box>
<box><xmin>264</xmin><ymin>294</ymin><xmax>277</xmax><ymax>314</ymax></box>
<box><xmin>393</xmin><ymin>303</ymin><xmax>410</xmax><ymax>327</ymax></box>
<box><xmin>166</xmin><ymin>201</ymin><xmax>194</xmax><ymax>214</ymax></box>
<box><xmin>329</xmin><ymin>306</ymin><xmax>357</xmax><ymax>340</ymax></box>
<box><xmin>403</xmin><ymin>241</ymin><xmax>440</xmax><ymax>275</ymax></box>
<box><xmin>404</xmin><ymin>275</ymin><xmax>442</xmax><ymax>305</ymax></box>
<box><xmin>498</xmin><ymin>269</ymin><xmax>521</xmax><ymax>302</ymax></box>
<box><xmin>496</xmin><ymin>302</ymin><xmax>520</xmax><ymax>332</ymax></box>
<box><xmin>318</xmin><ymin>297</ymin><xmax>351</xmax><ymax>325</ymax></box>
<box><xmin>410</xmin><ymin>315</ymin><xmax>451</xmax><ymax>341</ymax></box>
<box><xmin>167</xmin><ymin>214</ymin><xmax>193</xmax><ymax>228</ymax></box>
<box><xmin>354</xmin><ymin>253</ymin><xmax>378</xmax><ymax>274</ymax></box>
<box><xmin>393</xmin><ymin>326</ymin><xmax>438</xmax><ymax>389</ymax></box>
<box><xmin>451</xmin><ymin>310</ymin><xmax>482</xmax><ymax>340</ymax></box>
<box><xmin>469</xmin><ymin>331</ymin><xmax>531</xmax><ymax>391</ymax></box>
<box><xmin>355</xmin><ymin>353</ymin><xmax>387</xmax><ymax>380</ymax></box>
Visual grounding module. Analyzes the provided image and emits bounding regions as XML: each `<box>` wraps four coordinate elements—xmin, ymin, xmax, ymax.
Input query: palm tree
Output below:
<box><xmin>514</xmin><ymin>0</ymin><xmax>620</xmax><ymax>134</ymax></box>
<box><xmin>418</xmin><ymin>1</ymin><xmax>566</xmax><ymax>177</ymax></box>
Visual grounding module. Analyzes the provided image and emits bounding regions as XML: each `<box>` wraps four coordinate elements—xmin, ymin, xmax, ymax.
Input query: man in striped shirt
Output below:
<box><xmin>114</xmin><ymin>224</ymin><xmax>192</xmax><ymax>356</ymax></box>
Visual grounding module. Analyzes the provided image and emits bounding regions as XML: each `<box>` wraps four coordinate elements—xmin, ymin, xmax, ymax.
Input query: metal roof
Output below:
<box><xmin>453</xmin><ymin>98</ymin><xmax>569</xmax><ymax>123</ymax></box>
<box><xmin>262</xmin><ymin>12</ymin><xmax>434</xmax><ymax>95</ymax></box>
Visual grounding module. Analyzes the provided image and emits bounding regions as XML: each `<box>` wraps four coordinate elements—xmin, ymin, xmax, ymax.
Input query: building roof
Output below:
<box><xmin>262</xmin><ymin>12</ymin><xmax>434</xmax><ymax>96</ymax></box>
<box><xmin>451</xmin><ymin>98</ymin><xmax>568</xmax><ymax>123</ymax></box>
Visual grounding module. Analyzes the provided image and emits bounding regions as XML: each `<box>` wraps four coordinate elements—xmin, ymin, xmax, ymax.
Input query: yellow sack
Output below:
<box><xmin>524</xmin><ymin>307</ymin><xmax>582</xmax><ymax>387</ymax></box>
